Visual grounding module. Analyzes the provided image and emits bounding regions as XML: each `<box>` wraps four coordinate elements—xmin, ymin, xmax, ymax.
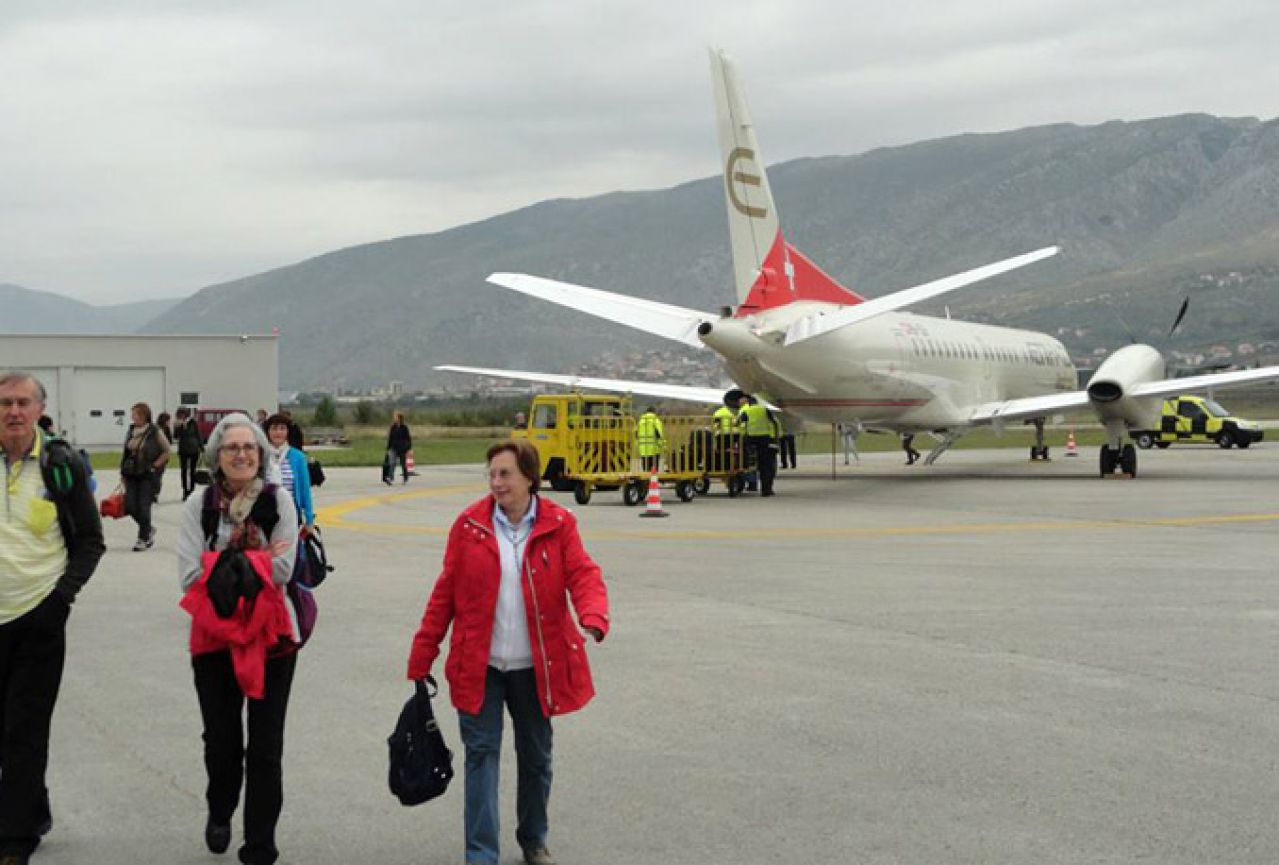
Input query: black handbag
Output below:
<box><xmin>388</xmin><ymin>676</ymin><xmax>454</xmax><ymax>806</ymax></box>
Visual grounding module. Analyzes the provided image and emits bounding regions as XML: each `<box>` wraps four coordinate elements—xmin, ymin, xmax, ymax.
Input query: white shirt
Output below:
<box><xmin>489</xmin><ymin>496</ymin><xmax>537</xmax><ymax>671</ymax></box>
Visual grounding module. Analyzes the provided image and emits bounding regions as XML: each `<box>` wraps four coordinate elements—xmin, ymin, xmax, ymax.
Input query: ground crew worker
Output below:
<box><xmin>902</xmin><ymin>433</ymin><xmax>921</xmax><ymax>466</ymax></box>
<box><xmin>738</xmin><ymin>395</ymin><xmax>781</xmax><ymax>497</ymax></box>
<box><xmin>636</xmin><ymin>406</ymin><xmax>664</xmax><ymax>473</ymax></box>
<box><xmin>0</xmin><ymin>371</ymin><xmax>105</xmax><ymax>864</ymax></box>
<box><xmin>711</xmin><ymin>389</ymin><xmax>744</xmax><ymax>472</ymax></box>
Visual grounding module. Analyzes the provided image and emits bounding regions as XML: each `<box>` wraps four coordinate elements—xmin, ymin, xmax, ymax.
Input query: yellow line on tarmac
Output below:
<box><xmin>317</xmin><ymin>485</ymin><xmax>1279</xmax><ymax>541</ymax></box>
<box><xmin>315</xmin><ymin>483</ymin><xmax>483</xmax><ymax>536</ymax></box>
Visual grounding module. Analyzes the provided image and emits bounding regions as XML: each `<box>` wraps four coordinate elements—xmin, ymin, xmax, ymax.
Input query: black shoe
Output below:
<box><xmin>382</xmin><ymin>478</ymin><xmax>392</xmax><ymax>486</ymax></box>
<box><xmin>761</xmin><ymin>490</ymin><xmax>775</xmax><ymax>497</ymax></box>
<box><xmin>205</xmin><ymin>818</ymin><xmax>231</xmax><ymax>854</ymax></box>
<box><xmin>36</xmin><ymin>816</ymin><xmax>51</xmax><ymax>837</ymax></box>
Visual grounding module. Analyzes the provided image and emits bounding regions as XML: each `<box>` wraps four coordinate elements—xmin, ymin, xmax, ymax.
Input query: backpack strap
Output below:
<box><xmin>40</xmin><ymin>436</ymin><xmax>81</xmax><ymax>545</ymax></box>
<box><xmin>200</xmin><ymin>486</ymin><xmax>221</xmax><ymax>551</ymax></box>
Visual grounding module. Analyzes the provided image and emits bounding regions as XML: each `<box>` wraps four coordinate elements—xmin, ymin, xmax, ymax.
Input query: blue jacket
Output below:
<box><xmin>278</xmin><ymin>445</ymin><xmax>314</xmax><ymax>525</ymax></box>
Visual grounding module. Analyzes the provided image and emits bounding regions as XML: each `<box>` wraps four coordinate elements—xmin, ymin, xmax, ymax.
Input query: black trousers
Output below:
<box><xmin>193</xmin><ymin>650</ymin><xmax>297</xmax><ymax>865</ymax></box>
<box><xmin>124</xmin><ymin>474</ymin><xmax>155</xmax><ymax>540</ymax></box>
<box><xmin>180</xmin><ymin>453</ymin><xmax>200</xmax><ymax>499</ymax></box>
<box><xmin>779</xmin><ymin>434</ymin><xmax>797</xmax><ymax>468</ymax></box>
<box><xmin>0</xmin><ymin>593</ymin><xmax>69</xmax><ymax>857</ymax></box>
<box><xmin>747</xmin><ymin>437</ymin><xmax>777</xmax><ymax>494</ymax></box>
<box><xmin>383</xmin><ymin>449</ymin><xmax>408</xmax><ymax>482</ymax></box>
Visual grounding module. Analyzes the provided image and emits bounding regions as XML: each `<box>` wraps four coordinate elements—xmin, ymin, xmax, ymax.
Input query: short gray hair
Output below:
<box><xmin>0</xmin><ymin>371</ymin><xmax>48</xmax><ymax>404</ymax></box>
<box><xmin>204</xmin><ymin>412</ymin><xmax>271</xmax><ymax>480</ymax></box>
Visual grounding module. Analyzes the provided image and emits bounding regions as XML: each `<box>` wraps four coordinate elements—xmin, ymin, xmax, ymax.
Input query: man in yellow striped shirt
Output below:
<box><xmin>0</xmin><ymin>372</ymin><xmax>104</xmax><ymax>865</ymax></box>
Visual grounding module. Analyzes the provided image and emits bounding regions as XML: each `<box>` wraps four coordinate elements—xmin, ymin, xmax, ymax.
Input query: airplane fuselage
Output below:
<box><xmin>701</xmin><ymin>304</ymin><xmax>1076</xmax><ymax>429</ymax></box>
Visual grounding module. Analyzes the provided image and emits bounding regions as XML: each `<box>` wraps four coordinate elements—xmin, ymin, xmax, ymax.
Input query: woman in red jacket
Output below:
<box><xmin>408</xmin><ymin>440</ymin><xmax>610</xmax><ymax>865</ymax></box>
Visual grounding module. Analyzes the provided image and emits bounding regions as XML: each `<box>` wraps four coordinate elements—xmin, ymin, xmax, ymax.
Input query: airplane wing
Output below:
<box><xmin>487</xmin><ymin>273</ymin><xmax>712</xmax><ymax>348</ymax></box>
<box><xmin>967</xmin><ymin>391</ymin><xmax>1092</xmax><ymax>425</ymax></box>
<box><xmin>435</xmin><ymin>365</ymin><xmax>728</xmax><ymax>405</ymax></box>
<box><xmin>967</xmin><ymin>364</ymin><xmax>1279</xmax><ymax>425</ymax></box>
<box><xmin>783</xmin><ymin>246</ymin><xmax>1060</xmax><ymax>346</ymax></box>
<box><xmin>1129</xmin><ymin>365</ymin><xmax>1279</xmax><ymax>399</ymax></box>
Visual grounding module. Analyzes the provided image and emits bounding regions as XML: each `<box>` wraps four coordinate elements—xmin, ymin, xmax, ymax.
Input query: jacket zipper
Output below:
<box><xmin>524</xmin><ymin>555</ymin><xmax>553</xmax><ymax>711</ymax></box>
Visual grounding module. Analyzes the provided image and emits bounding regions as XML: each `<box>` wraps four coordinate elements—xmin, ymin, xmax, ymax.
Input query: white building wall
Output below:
<box><xmin>0</xmin><ymin>334</ymin><xmax>278</xmax><ymax>447</ymax></box>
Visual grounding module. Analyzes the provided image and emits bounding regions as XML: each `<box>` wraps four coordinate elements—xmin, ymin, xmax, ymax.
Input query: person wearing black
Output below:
<box><xmin>175</xmin><ymin>407</ymin><xmax>204</xmax><ymax>500</ymax></box>
<box><xmin>154</xmin><ymin>412</ymin><xmax>174</xmax><ymax>502</ymax></box>
<box><xmin>121</xmin><ymin>402</ymin><xmax>171</xmax><ymax>551</ymax></box>
<box><xmin>0</xmin><ymin>371</ymin><xmax>105</xmax><ymax>865</ymax></box>
<box><xmin>384</xmin><ymin>412</ymin><xmax>412</xmax><ymax>485</ymax></box>
<box><xmin>902</xmin><ymin>433</ymin><xmax>922</xmax><ymax>466</ymax></box>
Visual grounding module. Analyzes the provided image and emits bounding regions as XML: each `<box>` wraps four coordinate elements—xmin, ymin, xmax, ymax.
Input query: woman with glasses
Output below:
<box><xmin>176</xmin><ymin>413</ymin><xmax>300</xmax><ymax>865</ymax></box>
<box><xmin>407</xmin><ymin>439</ymin><xmax>610</xmax><ymax>865</ymax></box>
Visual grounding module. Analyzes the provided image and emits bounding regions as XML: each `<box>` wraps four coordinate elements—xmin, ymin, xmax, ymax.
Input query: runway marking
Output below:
<box><xmin>316</xmin><ymin>487</ymin><xmax>1279</xmax><ymax>541</ymax></box>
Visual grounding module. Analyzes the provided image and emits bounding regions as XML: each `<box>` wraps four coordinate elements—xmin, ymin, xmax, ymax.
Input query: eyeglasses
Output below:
<box><xmin>219</xmin><ymin>444</ymin><xmax>259</xmax><ymax>456</ymax></box>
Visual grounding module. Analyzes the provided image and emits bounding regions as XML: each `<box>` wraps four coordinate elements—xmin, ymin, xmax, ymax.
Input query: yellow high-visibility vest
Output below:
<box><xmin>712</xmin><ymin>406</ymin><xmax>737</xmax><ymax>435</ymax></box>
<box><xmin>739</xmin><ymin>403</ymin><xmax>779</xmax><ymax>438</ymax></box>
<box><xmin>636</xmin><ymin>412</ymin><xmax>664</xmax><ymax>457</ymax></box>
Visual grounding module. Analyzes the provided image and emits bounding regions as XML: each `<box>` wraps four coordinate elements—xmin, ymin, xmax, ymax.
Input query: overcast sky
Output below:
<box><xmin>3</xmin><ymin>0</ymin><xmax>1277</xmax><ymax>304</ymax></box>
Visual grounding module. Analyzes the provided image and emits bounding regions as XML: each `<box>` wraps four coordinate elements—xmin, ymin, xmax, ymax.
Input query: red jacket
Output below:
<box><xmin>408</xmin><ymin>496</ymin><xmax>610</xmax><ymax>717</ymax></box>
<box><xmin>181</xmin><ymin>549</ymin><xmax>293</xmax><ymax>700</ymax></box>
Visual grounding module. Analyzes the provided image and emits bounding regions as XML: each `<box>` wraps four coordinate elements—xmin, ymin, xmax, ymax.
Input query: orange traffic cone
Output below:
<box><xmin>1065</xmin><ymin>430</ymin><xmax>1078</xmax><ymax>457</ymax></box>
<box><xmin>638</xmin><ymin>468</ymin><xmax>668</xmax><ymax>518</ymax></box>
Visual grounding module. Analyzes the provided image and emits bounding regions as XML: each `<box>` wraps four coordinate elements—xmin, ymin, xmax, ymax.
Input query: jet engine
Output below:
<box><xmin>1086</xmin><ymin>344</ymin><xmax>1164</xmax><ymax>431</ymax></box>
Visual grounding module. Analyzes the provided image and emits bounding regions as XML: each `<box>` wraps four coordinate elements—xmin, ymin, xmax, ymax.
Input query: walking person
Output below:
<box><xmin>384</xmin><ymin>411</ymin><xmax>412</xmax><ymax>485</ymax></box>
<box><xmin>176</xmin><ymin>414</ymin><xmax>300</xmax><ymax>865</ymax></box>
<box><xmin>263</xmin><ymin>414</ymin><xmax>314</xmax><ymax>536</ymax></box>
<box><xmin>175</xmin><ymin>407</ymin><xmax>204</xmax><ymax>500</ymax></box>
<box><xmin>120</xmin><ymin>402</ymin><xmax>171</xmax><ymax>551</ymax></box>
<box><xmin>902</xmin><ymin>433</ymin><xmax>921</xmax><ymax>466</ymax></box>
<box><xmin>838</xmin><ymin>423</ymin><xmax>860</xmax><ymax>466</ymax></box>
<box><xmin>153</xmin><ymin>411</ymin><xmax>174</xmax><ymax>502</ymax></box>
<box><xmin>777</xmin><ymin>414</ymin><xmax>798</xmax><ymax>470</ymax></box>
<box><xmin>0</xmin><ymin>371</ymin><xmax>105</xmax><ymax>865</ymax></box>
<box><xmin>408</xmin><ymin>439</ymin><xmax>610</xmax><ymax>865</ymax></box>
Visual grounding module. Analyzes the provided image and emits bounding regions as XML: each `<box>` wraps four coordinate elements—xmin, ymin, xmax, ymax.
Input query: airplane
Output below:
<box><xmin>438</xmin><ymin>48</ymin><xmax>1279</xmax><ymax>478</ymax></box>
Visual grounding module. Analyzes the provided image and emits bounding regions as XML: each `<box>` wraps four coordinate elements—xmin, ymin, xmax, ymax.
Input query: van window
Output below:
<box><xmin>1177</xmin><ymin>401</ymin><xmax>1203</xmax><ymax>419</ymax></box>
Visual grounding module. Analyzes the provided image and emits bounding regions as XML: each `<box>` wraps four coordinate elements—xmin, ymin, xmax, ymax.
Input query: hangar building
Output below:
<box><xmin>0</xmin><ymin>334</ymin><xmax>278</xmax><ymax>447</ymax></box>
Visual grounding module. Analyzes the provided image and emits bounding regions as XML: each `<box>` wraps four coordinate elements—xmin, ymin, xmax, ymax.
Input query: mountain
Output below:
<box><xmin>141</xmin><ymin>112</ymin><xmax>1279</xmax><ymax>389</ymax></box>
<box><xmin>0</xmin><ymin>284</ymin><xmax>181</xmax><ymax>334</ymax></box>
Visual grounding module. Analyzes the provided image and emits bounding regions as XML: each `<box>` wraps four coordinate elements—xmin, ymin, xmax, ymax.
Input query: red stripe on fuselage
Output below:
<box><xmin>737</xmin><ymin>232</ymin><xmax>864</xmax><ymax>315</ymax></box>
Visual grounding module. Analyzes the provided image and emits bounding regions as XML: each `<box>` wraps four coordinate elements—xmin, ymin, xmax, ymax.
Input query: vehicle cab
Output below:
<box><xmin>1131</xmin><ymin>395</ymin><xmax>1263</xmax><ymax>450</ymax></box>
<box><xmin>515</xmin><ymin>393</ymin><xmax>633</xmax><ymax>489</ymax></box>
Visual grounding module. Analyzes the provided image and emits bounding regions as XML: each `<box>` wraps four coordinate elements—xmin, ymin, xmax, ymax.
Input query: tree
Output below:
<box><xmin>353</xmin><ymin>400</ymin><xmax>377</xmax><ymax>425</ymax></box>
<box><xmin>313</xmin><ymin>396</ymin><xmax>338</xmax><ymax>427</ymax></box>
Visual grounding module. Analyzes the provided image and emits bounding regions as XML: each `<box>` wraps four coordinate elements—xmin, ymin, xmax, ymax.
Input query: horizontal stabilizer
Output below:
<box><xmin>487</xmin><ymin>273</ymin><xmax>711</xmax><ymax>348</ymax></box>
<box><xmin>435</xmin><ymin>365</ymin><xmax>729</xmax><ymax>405</ymax></box>
<box><xmin>783</xmin><ymin>246</ymin><xmax>1060</xmax><ymax>346</ymax></box>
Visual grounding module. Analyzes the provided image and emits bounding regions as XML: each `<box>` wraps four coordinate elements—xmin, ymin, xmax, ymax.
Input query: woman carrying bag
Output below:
<box><xmin>407</xmin><ymin>439</ymin><xmax>610</xmax><ymax>865</ymax></box>
<box><xmin>176</xmin><ymin>413</ymin><xmax>300</xmax><ymax>865</ymax></box>
<box><xmin>120</xmin><ymin>402</ymin><xmax>170</xmax><ymax>551</ymax></box>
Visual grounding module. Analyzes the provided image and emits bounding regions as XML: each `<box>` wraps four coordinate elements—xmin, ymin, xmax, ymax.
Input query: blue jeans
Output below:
<box><xmin>458</xmin><ymin>666</ymin><xmax>553</xmax><ymax>865</ymax></box>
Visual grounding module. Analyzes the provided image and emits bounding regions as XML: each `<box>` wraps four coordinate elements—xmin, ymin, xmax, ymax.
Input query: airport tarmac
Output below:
<box><xmin>40</xmin><ymin>446</ymin><xmax>1279</xmax><ymax>864</ymax></box>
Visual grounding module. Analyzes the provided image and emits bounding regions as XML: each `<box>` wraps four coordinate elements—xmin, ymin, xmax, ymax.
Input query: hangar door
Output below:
<box><xmin>24</xmin><ymin>368</ymin><xmax>60</xmax><ymax>431</ymax></box>
<box><xmin>73</xmin><ymin>367</ymin><xmax>165</xmax><ymax>447</ymax></box>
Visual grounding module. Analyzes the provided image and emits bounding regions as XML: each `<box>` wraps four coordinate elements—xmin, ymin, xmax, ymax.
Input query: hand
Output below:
<box><xmin>584</xmin><ymin>626</ymin><xmax>604</xmax><ymax>643</ymax></box>
<box><xmin>299</xmin><ymin>523</ymin><xmax>314</xmax><ymax>538</ymax></box>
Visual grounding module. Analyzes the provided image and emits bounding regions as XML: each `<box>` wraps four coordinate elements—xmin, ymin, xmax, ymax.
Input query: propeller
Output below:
<box><xmin>1169</xmin><ymin>296</ymin><xmax>1190</xmax><ymax>337</ymax></box>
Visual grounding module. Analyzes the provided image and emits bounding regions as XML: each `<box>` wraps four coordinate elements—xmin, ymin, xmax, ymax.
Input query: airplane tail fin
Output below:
<box><xmin>710</xmin><ymin>48</ymin><xmax>864</xmax><ymax>314</ymax></box>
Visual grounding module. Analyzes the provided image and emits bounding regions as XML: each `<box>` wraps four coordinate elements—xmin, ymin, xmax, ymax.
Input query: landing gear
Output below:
<box><xmin>923</xmin><ymin>430</ymin><xmax>963</xmax><ymax>466</ymax></box>
<box><xmin>1029</xmin><ymin>418</ymin><xmax>1050</xmax><ymax>461</ymax></box>
<box><xmin>1099</xmin><ymin>443</ymin><xmax>1138</xmax><ymax>477</ymax></box>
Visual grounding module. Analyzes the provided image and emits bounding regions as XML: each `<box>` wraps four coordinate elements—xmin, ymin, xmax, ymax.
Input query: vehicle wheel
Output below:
<box><xmin>727</xmin><ymin>474</ymin><xmax>745</xmax><ymax>497</ymax></box>
<box><xmin>1238</xmin><ymin>440</ymin><xmax>1252</xmax><ymax>449</ymax></box>
<box><xmin>676</xmin><ymin>480</ymin><xmax>695</xmax><ymax>502</ymax></box>
<box><xmin>546</xmin><ymin>459</ymin><xmax>572</xmax><ymax>492</ymax></box>
<box><xmin>622</xmin><ymin>480</ymin><xmax>645</xmax><ymax>506</ymax></box>
<box><xmin>1120</xmin><ymin>444</ymin><xmax>1137</xmax><ymax>477</ymax></box>
<box><xmin>573</xmin><ymin>481</ymin><xmax>592</xmax><ymax>505</ymax></box>
<box><xmin>1155</xmin><ymin>441</ymin><xmax>1171</xmax><ymax>449</ymax></box>
<box><xmin>1099</xmin><ymin>446</ymin><xmax>1116</xmax><ymax>476</ymax></box>
<box><xmin>1217</xmin><ymin>431</ymin><xmax>1235</xmax><ymax>449</ymax></box>
<box><xmin>692</xmin><ymin>476</ymin><xmax>710</xmax><ymax>496</ymax></box>
<box><xmin>1134</xmin><ymin>432</ymin><xmax>1154</xmax><ymax>450</ymax></box>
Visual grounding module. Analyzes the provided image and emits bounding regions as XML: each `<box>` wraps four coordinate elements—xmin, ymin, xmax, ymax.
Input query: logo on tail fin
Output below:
<box><xmin>726</xmin><ymin>147</ymin><xmax>767</xmax><ymax>218</ymax></box>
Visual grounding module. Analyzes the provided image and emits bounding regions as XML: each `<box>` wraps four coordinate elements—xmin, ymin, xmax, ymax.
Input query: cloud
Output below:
<box><xmin>2</xmin><ymin>0</ymin><xmax>1277</xmax><ymax>302</ymax></box>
